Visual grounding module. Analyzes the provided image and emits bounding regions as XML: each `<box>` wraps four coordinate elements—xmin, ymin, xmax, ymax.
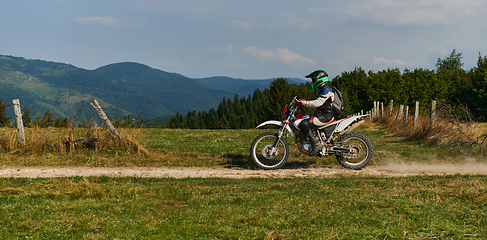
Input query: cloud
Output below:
<box><xmin>245</xmin><ymin>47</ymin><xmax>315</xmax><ymax>67</ymax></box>
<box><xmin>75</xmin><ymin>16</ymin><xmax>120</xmax><ymax>27</ymax></box>
<box><xmin>276</xmin><ymin>48</ymin><xmax>315</xmax><ymax>66</ymax></box>
<box><xmin>372</xmin><ymin>56</ymin><xmax>407</xmax><ymax>65</ymax></box>
<box><xmin>280</xmin><ymin>12</ymin><xmax>314</xmax><ymax>30</ymax></box>
<box><xmin>229</xmin><ymin>20</ymin><xmax>253</xmax><ymax>30</ymax></box>
<box><xmin>74</xmin><ymin>17</ymin><xmax>147</xmax><ymax>28</ymax></box>
<box><xmin>245</xmin><ymin>47</ymin><xmax>275</xmax><ymax>61</ymax></box>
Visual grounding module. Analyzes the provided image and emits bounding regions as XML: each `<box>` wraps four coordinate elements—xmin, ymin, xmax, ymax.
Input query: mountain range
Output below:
<box><xmin>0</xmin><ymin>54</ymin><xmax>306</xmax><ymax>121</ymax></box>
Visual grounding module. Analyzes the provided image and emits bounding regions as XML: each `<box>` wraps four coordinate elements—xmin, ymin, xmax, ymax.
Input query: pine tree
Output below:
<box><xmin>435</xmin><ymin>49</ymin><xmax>469</xmax><ymax>101</ymax></box>
<box><xmin>217</xmin><ymin>115</ymin><xmax>230</xmax><ymax>129</ymax></box>
<box><xmin>169</xmin><ymin>112</ymin><xmax>183</xmax><ymax>128</ymax></box>
<box><xmin>40</xmin><ymin>109</ymin><xmax>54</xmax><ymax>127</ymax></box>
<box><xmin>470</xmin><ymin>54</ymin><xmax>487</xmax><ymax>120</ymax></box>
<box><xmin>22</xmin><ymin>107</ymin><xmax>32</xmax><ymax>127</ymax></box>
<box><xmin>0</xmin><ymin>99</ymin><xmax>11</xmax><ymax>127</ymax></box>
<box><xmin>265</xmin><ymin>78</ymin><xmax>306</xmax><ymax>120</ymax></box>
<box><xmin>207</xmin><ymin>108</ymin><xmax>219</xmax><ymax>129</ymax></box>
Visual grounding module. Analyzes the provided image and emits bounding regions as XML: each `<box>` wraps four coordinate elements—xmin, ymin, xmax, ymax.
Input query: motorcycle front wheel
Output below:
<box><xmin>250</xmin><ymin>132</ymin><xmax>290</xmax><ymax>170</ymax></box>
<box><xmin>335</xmin><ymin>132</ymin><xmax>373</xmax><ymax>170</ymax></box>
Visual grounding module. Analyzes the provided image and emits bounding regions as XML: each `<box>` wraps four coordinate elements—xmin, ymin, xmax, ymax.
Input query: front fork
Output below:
<box><xmin>269</xmin><ymin>124</ymin><xmax>288</xmax><ymax>156</ymax></box>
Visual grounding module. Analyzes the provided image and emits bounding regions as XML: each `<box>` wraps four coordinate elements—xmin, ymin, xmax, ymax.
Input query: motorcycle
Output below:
<box><xmin>250</xmin><ymin>97</ymin><xmax>373</xmax><ymax>170</ymax></box>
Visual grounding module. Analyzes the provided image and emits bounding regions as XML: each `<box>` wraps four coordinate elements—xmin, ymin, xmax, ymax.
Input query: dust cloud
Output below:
<box><xmin>375</xmin><ymin>158</ymin><xmax>487</xmax><ymax>175</ymax></box>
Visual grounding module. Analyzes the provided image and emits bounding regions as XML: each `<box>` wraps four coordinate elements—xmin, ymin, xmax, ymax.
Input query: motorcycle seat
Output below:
<box><xmin>317</xmin><ymin>119</ymin><xmax>342</xmax><ymax>129</ymax></box>
<box><xmin>317</xmin><ymin>115</ymin><xmax>352</xmax><ymax>129</ymax></box>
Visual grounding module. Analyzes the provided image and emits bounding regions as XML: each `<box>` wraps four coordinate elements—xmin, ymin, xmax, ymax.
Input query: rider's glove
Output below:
<box><xmin>296</xmin><ymin>99</ymin><xmax>306</xmax><ymax>108</ymax></box>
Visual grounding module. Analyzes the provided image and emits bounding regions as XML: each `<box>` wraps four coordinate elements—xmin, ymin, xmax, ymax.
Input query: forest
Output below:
<box><xmin>167</xmin><ymin>50</ymin><xmax>487</xmax><ymax>129</ymax></box>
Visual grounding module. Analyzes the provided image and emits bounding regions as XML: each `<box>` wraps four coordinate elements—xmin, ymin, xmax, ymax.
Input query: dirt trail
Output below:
<box><xmin>2</xmin><ymin>162</ymin><xmax>487</xmax><ymax>178</ymax></box>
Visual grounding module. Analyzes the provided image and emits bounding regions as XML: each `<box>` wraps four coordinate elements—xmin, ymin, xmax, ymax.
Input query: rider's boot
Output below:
<box><xmin>308</xmin><ymin>130</ymin><xmax>324</xmax><ymax>156</ymax></box>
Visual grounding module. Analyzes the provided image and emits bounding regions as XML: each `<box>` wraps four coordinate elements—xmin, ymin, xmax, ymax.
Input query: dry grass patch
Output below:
<box><xmin>0</xmin><ymin>127</ymin><xmax>145</xmax><ymax>154</ymax></box>
<box><xmin>376</xmin><ymin>104</ymin><xmax>487</xmax><ymax>154</ymax></box>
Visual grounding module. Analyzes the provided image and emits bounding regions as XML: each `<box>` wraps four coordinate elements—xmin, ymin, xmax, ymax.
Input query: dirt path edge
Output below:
<box><xmin>2</xmin><ymin>162</ymin><xmax>487</xmax><ymax>178</ymax></box>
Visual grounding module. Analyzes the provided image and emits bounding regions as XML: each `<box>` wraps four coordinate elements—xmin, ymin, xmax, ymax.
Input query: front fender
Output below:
<box><xmin>256</xmin><ymin>120</ymin><xmax>294</xmax><ymax>137</ymax></box>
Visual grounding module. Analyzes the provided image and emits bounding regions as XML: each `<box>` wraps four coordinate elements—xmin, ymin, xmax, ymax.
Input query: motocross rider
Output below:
<box><xmin>296</xmin><ymin>70</ymin><xmax>334</xmax><ymax>156</ymax></box>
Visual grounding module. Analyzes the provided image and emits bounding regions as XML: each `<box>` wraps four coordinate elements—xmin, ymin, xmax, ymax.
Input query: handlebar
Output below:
<box><xmin>290</xmin><ymin>96</ymin><xmax>301</xmax><ymax>110</ymax></box>
<box><xmin>291</xmin><ymin>96</ymin><xmax>298</xmax><ymax>106</ymax></box>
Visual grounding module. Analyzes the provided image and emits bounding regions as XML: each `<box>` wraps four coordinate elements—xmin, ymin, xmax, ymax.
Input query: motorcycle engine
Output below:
<box><xmin>297</xmin><ymin>139</ymin><xmax>312</xmax><ymax>155</ymax></box>
<box><xmin>302</xmin><ymin>142</ymin><xmax>312</xmax><ymax>152</ymax></box>
<box><xmin>298</xmin><ymin>141</ymin><xmax>329</xmax><ymax>156</ymax></box>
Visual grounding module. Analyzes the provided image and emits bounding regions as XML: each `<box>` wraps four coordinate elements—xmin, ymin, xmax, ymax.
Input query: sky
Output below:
<box><xmin>2</xmin><ymin>0</ymin><xmax>487</xmax><ymax>80</ymax></box>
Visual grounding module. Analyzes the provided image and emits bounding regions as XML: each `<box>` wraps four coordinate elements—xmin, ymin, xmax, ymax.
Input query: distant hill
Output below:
<box><xmin>0</xmin><ymin>54</ymin><xmax>305</xmax><ymax>120</ymax></box>
<box><xmin>0</xmin><ymin>55</ymin><xmax>170</xmax><ymax>118</ymax></box>
<box><xmin>93</xmin><ymin>62</ymin><xmax>236</xmax><ymax>114</ymax></box>
<box><xmin>194</xmin><ymin>77</ymin><xmax>307</xmax><ymax>96</ymax></box>
<box><xmin>0</xmin><ymin>66</ymin><xmax>93</xmax><ymax>117</ymax></box>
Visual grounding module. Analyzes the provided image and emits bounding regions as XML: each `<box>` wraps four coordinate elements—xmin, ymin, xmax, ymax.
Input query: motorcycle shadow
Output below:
<box><xmin>221</xmin><ymin>153</ymin><xmax>318</xmax><ymax>170</ymax></box>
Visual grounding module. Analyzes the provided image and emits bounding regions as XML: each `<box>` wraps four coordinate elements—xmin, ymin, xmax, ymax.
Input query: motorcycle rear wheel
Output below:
<box><xmin>250</xmin><ymin>132</ymin><xmax>290</xmax><ymax>170</ymax></box>
<box><xmin>335</xmin><ymin>132</ymin><xmax>373</xmax><ymax>170</ymax></box>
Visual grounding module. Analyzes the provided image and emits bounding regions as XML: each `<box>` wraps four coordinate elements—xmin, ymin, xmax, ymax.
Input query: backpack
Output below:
<box><xmin>330</xmin><ymin>86</ymin><xmax>344</xmax><ymax>117</ymax></box>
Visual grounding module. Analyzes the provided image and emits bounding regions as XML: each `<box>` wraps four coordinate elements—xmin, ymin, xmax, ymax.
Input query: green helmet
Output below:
<box><xmin>306</xmin><ymin>70</ymin><xmax>329</xmax><ymax>89</ymax></box>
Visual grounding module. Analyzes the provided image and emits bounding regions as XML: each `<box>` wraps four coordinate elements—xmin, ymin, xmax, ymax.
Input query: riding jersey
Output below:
<box><xmin>299</xmin><ymin>86</ymin><xmax>334</xmax><ymax>123</ymax></box>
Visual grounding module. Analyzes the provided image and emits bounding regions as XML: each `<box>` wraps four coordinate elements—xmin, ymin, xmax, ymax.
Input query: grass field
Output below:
<box><xmin>1</xmin><ymin>122</ymin><xmax>487</xmax><ymax>239</ymax></box>
<box><xmin>1</xmin><ymin>175</ymin><xmax>486</xmax><ymax>239</ymax></box>
<box><xmin>2</xmin><ymin>121</ymin><xmax>484</xmax><ymax>168</ymax></box>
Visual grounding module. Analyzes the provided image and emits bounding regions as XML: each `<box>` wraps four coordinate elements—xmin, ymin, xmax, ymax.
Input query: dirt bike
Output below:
<box><xmin>250</xmin><ymin>97</ymin><xmax>373</xmax><ymax>170</ymax></box>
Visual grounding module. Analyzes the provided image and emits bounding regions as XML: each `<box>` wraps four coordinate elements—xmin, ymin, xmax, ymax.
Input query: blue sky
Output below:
<box><xmin>2</xmin><ymin>0</ymin><xmax>487</xmax><ymax>79</ymax></box>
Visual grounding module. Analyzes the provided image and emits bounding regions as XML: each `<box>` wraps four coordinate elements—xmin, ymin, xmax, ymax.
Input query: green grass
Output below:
<box><xmin>0</xmin><ymin>175</ymin><xmax>486</xmax><ymax>239</ymax></box>
<box><xmin>141</xmin><ymin>123</ymin><xmax>487</xmax><ymax>167</ymax></box>
<box><xmin>1</xmin><ymin>124</ymin><xmax>487</xmax><ymax>238</ymax></box>
<box><xmin>1</xmin><ymin>122</ymin><xmax>485</xmax><ymax>168</ymax></box>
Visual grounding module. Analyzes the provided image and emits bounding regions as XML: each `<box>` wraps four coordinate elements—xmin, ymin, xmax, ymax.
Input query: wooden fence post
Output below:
<box><xmin>376</xmin><ymin>101</ymin><xmax>380</xmax><ymax>117</ymax></box>
<box><xmin>403</xmin><ymin>105</ymin><xmax>409</xmax><ymax>123</ymax></box>
<box><xmin>431</xmin><ymin>100</ymin><xmax>436</xmax><ymax>127</ymax></box>
<box><xmin>396</xmin><ymin>105</ymin><xmax>404</xmax><ymax>121</ymax></box>
<box><xmin>370</xmin><ymin>101</ymin><xmax>375</xmax><ymax>119</ymax></box>
<box><xmin>414</xmin><ymin>101</ymin><xmax>419</xmax><ymax>127</ymax></box>
<box><xmin>91</xmin><ymin>99</ymin><xmax>122</xmax><ymax>141</ymax></box>
<box><xmin>380</xmin><ymin>102</ymin><xmax>384</xmax><ymax>118</ymax></box>
<box><xmin>375</xmin><ymin>101</ymin><xmax>379</xmax><ymax>118</ymax></box>
<box><xmin>12</xmin><ymin>99</ymin><xmax>26</xmax><ymax>145</ymax></box>
<box><xmin>372</xmin><ymin>101</ymin><xmax>376</xmax><ymax>118</ymax></box>
<box><xmin>389</xmin><ymin>99</ymin><xmax>394</xmax><ymax>116</ymax></box>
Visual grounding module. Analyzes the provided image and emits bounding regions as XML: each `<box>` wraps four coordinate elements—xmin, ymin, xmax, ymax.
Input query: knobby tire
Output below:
<box><xmin>335</xmin><ymin>132</ymin><xmax>373</xmax><ymax>170</ymax></box>
<box><xmin>250</xmin><ymin>132</ymin><xmax>289</xmax><ymax>170</ymax></box>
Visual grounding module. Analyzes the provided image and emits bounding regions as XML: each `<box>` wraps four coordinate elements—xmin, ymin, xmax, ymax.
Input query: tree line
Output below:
<box><xmin>333</xmin><ymin>50</ymin><xmax>486</xmax><ymax>119</ymax></box>
<box><xmin>167</xmin><ymin>77</ymin><xmax>320</xmax><ymax>129</ymax></box>
<box><xmin>167</xmin><ymin>50</ymin><xmax>487</xmax><ymax>129</ymax></box>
